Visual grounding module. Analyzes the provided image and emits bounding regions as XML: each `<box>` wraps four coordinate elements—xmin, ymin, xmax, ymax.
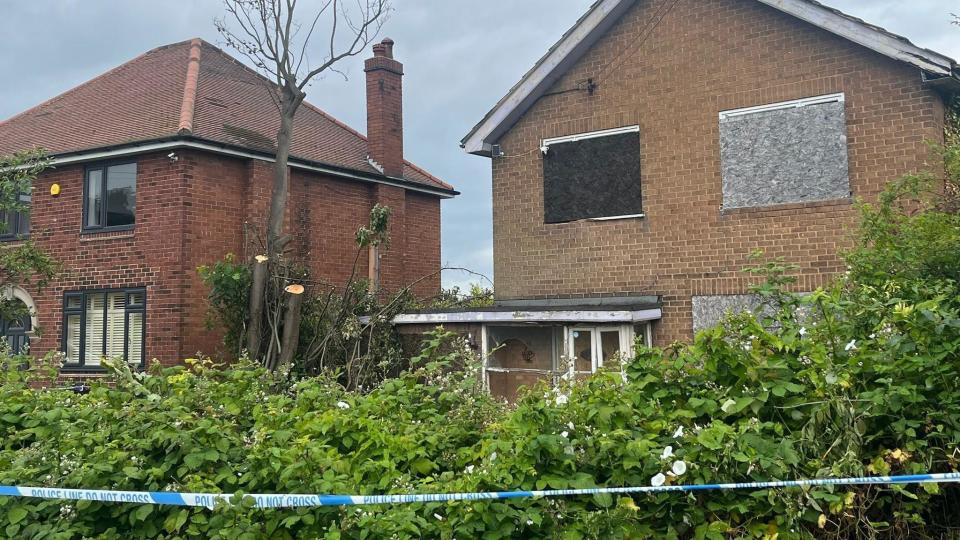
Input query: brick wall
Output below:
<box><xmin>25</xmin><ymin>153</ymin><xmax>189</xmax><ymax>375</ymax></box>
<box><xmin>20</xmin><ymin>149</ymin><xmax>444</xmax><ymax>369</ymax></box>
<box><xmin>489</xmin><ymin>0</ymin><xmax>947</xmax><ymax>345</ymax></box>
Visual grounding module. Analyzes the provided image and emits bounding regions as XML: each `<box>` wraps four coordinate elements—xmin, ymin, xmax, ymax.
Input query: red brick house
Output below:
<box><xmin>0</xmin><ymin>38</ymin><xmax>456</xmax><ymax>374</ymax></box>
<box><xmin>400</xmin><ymin>0</ymin><xmax>958</xmax><ymax>400</ymax></box>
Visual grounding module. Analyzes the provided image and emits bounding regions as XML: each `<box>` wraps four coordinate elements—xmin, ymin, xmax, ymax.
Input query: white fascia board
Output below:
<box><xmin>461</xmin><ymin>0</ymin><xmax>637</xmax><ymax>155</ymax></box>
<box><xmin>756</xmin><ymin>0</ymin><xmax>955</xmax><ymax>76</ymax></box>
<box><xmin>392</xmin><ymin>308</ymin><xmax>661</xmax><ymax>324</ymax></box>
<box><xmin>44</xmin><ymin>140</ymin><xmax>456</xmax><ymax>199</ymax></box>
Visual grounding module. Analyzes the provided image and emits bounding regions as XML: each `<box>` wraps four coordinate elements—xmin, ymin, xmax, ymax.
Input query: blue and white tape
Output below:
<box><xmin>1</xmin><ymin>472</ymin><xmax>958</xmax><ymax>509</ymax></box>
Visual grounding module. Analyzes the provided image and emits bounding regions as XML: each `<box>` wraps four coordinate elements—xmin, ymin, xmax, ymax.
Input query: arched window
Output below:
<box><xmin>1</xmin><ymin>287</ymin><xmax>36</xmax><ymax>355</ymax></box>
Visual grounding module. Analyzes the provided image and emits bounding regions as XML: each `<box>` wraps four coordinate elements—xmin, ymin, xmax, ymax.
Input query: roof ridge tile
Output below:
<box><xmin>177</xmin><ymin>39</ymin><xmax>203</xmax><ymax>135</ymax></box>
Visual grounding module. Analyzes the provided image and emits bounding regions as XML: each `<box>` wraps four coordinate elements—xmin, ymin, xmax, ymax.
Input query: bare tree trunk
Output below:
<box><xmin>248</xmin><ymin>85</ymin><xmax>306</xmax><ymax>365</ymax></box>
<box><xmin>246</xmin><ymin>255</ymin><xmax>269</xmax><ymax>358</ymax></box>
<box><xmin>276</xmin><ymin>285</ymin><xmax>305</xmax><ymax>369</ymax></box>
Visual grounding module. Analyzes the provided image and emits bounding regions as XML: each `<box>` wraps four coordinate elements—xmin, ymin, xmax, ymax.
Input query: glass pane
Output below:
<box><xmin>65</xmin><ymin>295</ymin><xmax>82</xmax><ymax>310</ymax></box>
<box><xmin>486</xmin><ymin>326</ymin><xmax>556</xmax><ymax>371</ymax></box>
<box><xmin>65</xmin><ymin>314</ymin><xmax>81</xmax><ymax>363</ymax></box>
<box><xmin>17</xmin><ymin>209</ymin><xmax>29</xmax><ymax>236</ymax></box>
<box><xmin>601</xmin><ymin>330</ymin><xmax>622</xmax><ymax>365</ymax></box>
<box><xmin>127</xmin><ymin>312</ymin><xmax>144</xmax><ymax>364</ymax></box>
<box><xmin>105</xmin><ymin>163</ymin><xmax>136</xmax><ymax>227</ymax></box>
<box><xmin>127</xmin><ymin>291</ymin><xmax>145</xmax><ymax>306</ymax></box>
<box><xmin>86</xmin><ymin>169</ymin><xmax>103</xmax><ymax>227</ymax></box>
<box><xmin>105</xmin><ymin>293</ymin><xmax>126</xmax><ymax>360</ymax></box>
<box><xmin>635</xmin><ymin>323</ymin><xmax>648</xmax><ymax>346</ymax></box>
<box><xmin>572</xmin><ymin>330</ymin><xmax>593</xmax><ymax>372</ymax></box>
<box><xmin>84</xmin><ymin>293</ymin><xmax>105</xmax><ymax>366</ymax></box>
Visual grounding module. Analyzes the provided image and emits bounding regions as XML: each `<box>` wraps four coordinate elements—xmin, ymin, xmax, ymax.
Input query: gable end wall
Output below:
<box><xmin>490</xmin><ymin>0</ymin><xmax>946</xmax><ymax>344</ymax></box>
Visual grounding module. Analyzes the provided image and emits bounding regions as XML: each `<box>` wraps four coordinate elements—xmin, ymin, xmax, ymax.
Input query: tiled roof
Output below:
<box><xmin>0</xmin><ymin>38</ymin><xmax>452</xmax><ymax>192</ymax></box>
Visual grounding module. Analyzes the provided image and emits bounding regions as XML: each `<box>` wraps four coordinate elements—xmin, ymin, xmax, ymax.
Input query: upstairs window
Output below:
<box><xmin>84</xmin><ymin>162</ymin><xmax>137</xmax><ymax>231</ymax></box>
<box><xmin>63</xmin><ymin>289</ymin><xmax>145</xmax><ymax>369</ymax></box>
<box><xmin>0</xmin><ymin>191</ymin><xmax>31</xmax><ymax>240</ymax></box>
<box><xmin>542</xmin><ymin>126</ymin><xmax>642</xmax><ymax>223</ymax></box>
<box><xmin>719</xmin><ymin>93</ymin><xmax>850</xmax><ymax>210</ymax></box>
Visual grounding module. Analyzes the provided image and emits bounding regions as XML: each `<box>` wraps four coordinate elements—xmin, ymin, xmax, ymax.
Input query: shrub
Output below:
<box><xmin>3</xmin><ymin>152</ymin><xmax>960</xmax><ymax>538</ymax></box>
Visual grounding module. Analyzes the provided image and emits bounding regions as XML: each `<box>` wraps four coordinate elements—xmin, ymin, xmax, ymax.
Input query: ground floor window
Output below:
<box><xmin>63</xmin><ymin>288</ymin><xmax>145</xmax><ymax>368</ymax></box>
<box><xmin>483</xmin><ymin>323</ymin><xmax>651</xmax><ymax>401</ymax></box>
<box><xmin>1</xmin><ymin>308</ymin><xmax>31</xmax><ymax>355</ymax></box>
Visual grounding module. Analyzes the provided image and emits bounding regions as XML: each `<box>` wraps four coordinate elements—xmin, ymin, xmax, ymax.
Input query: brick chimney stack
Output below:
<box><xmin>365</xmin><ymin>38</ymin><xmax>404</xmax><ymax>177</ymax></box>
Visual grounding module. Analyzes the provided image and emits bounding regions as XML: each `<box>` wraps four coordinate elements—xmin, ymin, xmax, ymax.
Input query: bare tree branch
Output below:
<box><xmin>216</xmin><ymin>0</ymin><xmax>391</xmax><ymax>369</ymax></box>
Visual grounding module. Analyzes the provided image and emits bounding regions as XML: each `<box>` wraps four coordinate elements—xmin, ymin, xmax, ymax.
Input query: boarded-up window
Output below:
<box><xmin>719</xmin><ymin>94</ymin><xmax>850</xmax><ymax>210</ymax></box>
<box><xmin>542</xmin><ymin>127</ymin><xmax>642</xmax><ymax>223</ymax></box>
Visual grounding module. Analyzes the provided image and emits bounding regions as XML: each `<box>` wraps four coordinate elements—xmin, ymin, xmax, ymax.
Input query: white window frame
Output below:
<box><xmin>719</xmin><ymin>93</ymin><xmax>845</xmax><ymax>120</ymax></box>
<box><xmin>564</xmin><ymin>324</ymin><xmax>635</xmax><ymax>378</ymax></box>
<box><xmin>480</xmin><ymin>322</ymin><xmax>652</xmax><ymax>393</ymax></box>
<box><xmin>540</xmin><ymin>125</ymin><xmax>640</xmax><ymax>151</ymax></box>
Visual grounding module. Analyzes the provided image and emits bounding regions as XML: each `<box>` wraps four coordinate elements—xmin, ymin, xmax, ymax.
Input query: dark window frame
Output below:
<box><xmin>0</xmin><ymin>191</ymin><xmax>31</xmax><ymax>241</ymax></box>
<box><xmin>82</xmin><ymin>160</ymin><xmax>138</xmax><ymax>233</ymax></box>
<box><xmin>61</xmin><ymin>287</ymin><xmax>147</xmax><ymax>371</ymax></box>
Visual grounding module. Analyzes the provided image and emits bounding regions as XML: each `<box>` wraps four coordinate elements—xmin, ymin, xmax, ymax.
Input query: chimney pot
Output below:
<box><xmin>373</xmin><ymin>37</ymin><xmax>394</xmax><ymax>59</ymax></box>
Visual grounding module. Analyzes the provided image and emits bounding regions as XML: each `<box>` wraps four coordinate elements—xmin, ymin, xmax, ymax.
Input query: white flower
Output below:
<box><xmin>650</xmin><ymin>473</ymin><xmax>666</xmax><ymax>487</ymax></box>
<box><xmin>567</xmin><ymin>422</ymin><xmax>575</xmax><ymax>430</ymax></box>
<box><xmin>672</xmin><ymin>460</ymin><xmax>687</xmax><ymax>475</ymax></box>
<box><xmin>464</xmin><ymin>465</ymin><xmax>475</xmax><ymax>474</ymax></box>
<box><xmin>660</xmin><ymin>446</ymin><xmax>674</xmax><ymax>460</ymax></box>
<box><xmin>869</xmin><ymin>333</ymin><xmax>876</xmax><ymax>339</ymax></box>
<box><xmin>489</xmin><ymin>452</ymin><xmax>498</xmax><ymax>462</ymax></box>
<box><xmin>434</xmin><ymin>513</ymin><xmax>443</xmax><ymax>521</ymax></box>
<box><xmin>526</xmin><ymin>519</ymin><xmax>534</xmax><ymax>526</ymax></box>
<box><xmin>844</xmin><ymin>339</ymin><xmax>857</xmax><ymax>352</ymax></box>
<box><xmin>721</xmin><ymin>399</ymin><xmax>736</xmax><ymax>413</ymax></box>
<box><xmin>799</xmin><ymin>327</ymin><xmax>807</xmax><ymax>336</ymax></box>
<box><xmin>336</xmin><ymin>401</ymin><xmax>350</xmax><ymax>409</ymax></box>
<box><xmin>672</xmin><ymin>426</ymin><xmax>684</xmax><ymax>439</ymax></box>
<box><xmin>554</xmin><ymin>394</ymin><xmax>569</xmax><ymax>406</ymax></box>
<box><xmin>560</xmin><ymin>431</ymin><xmax>569</xmax><ymax>438</ymax></box>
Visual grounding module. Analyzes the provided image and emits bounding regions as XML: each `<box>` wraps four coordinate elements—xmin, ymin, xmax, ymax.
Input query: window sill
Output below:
<box><xmin>0</xmin><ymin>235</ymin><xmax>29</xmax><ymax>243</ymax></box>
<box><xmin>588</xmin><ymin>213</ymin><xmax>645</xmax><ymax>222</ymax></box>
<box><xmin>60</xmin><ymin>364</ymin><xmax>143</xmax><ymax>374</ymax></box>
<box><xmin>79</xmin><ymin>228</ymin><xmax>135</xmax><ymax>242</ymax></box>
<box><xmin>720</xmin><ymin>198</ymin><xmax>852</xmax><ymax>218</ymax></box>
<box><xmin>547</xmin><ymin>213</ymin><xmax>646</xmax><ymax>225</ymax></box>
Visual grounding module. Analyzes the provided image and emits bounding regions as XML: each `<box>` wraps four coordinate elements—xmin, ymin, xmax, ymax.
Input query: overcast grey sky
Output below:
<box><xmin>1</xmin><ymin>1</ymin><xmax>957</xmax><ymax>290</ymax></box>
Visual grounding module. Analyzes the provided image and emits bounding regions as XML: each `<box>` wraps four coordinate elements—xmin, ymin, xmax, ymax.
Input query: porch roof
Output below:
<box><xmin>389</xmin><ymin>296</ymin><xmax>662</xmax><ymax>325</ymax></box>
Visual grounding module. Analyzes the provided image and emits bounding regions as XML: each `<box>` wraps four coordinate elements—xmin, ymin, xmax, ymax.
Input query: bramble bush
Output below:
<box><xmin>2</xmin><ymin>154</ymin><xmax>960</xmax><ymax>538</ymax></box>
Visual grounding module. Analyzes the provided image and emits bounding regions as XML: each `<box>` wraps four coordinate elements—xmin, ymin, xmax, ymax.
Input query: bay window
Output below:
<box><xmin>63</xmin><ymin>289</ymin><xmax>145</xmax><ymax>368</ymax></box>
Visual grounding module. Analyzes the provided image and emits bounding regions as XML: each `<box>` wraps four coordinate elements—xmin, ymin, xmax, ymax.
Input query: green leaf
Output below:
<box><xmin>134</xmin><ymin>504</ymin><xmax>153</xmax><ymax>521</ymax></box>
<box><xmin>7</xmin><ymin>507</ymin><xmax>27</xmax><ymax>525</ymax></box>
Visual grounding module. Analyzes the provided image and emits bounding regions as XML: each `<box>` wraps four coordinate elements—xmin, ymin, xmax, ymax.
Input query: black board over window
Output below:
<box><xmin>542</xmin><ymin>129</ymin><xmax>642</xmax><ymax>223</ymax></box>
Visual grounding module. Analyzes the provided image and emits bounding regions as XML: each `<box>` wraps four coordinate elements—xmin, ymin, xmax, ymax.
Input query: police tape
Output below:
<box><xmin>1</xmin><ymin>472</ymin><xmax>958</xmax><ymax>509</ymax></box>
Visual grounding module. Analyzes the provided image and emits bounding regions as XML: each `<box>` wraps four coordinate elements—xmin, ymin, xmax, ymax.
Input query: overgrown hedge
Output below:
<box><xmin>2</xmin><ymin>163</ymin><xmax>960</xmax><ymax>538</ymax></box>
